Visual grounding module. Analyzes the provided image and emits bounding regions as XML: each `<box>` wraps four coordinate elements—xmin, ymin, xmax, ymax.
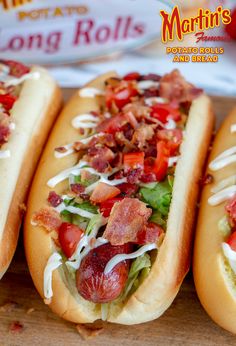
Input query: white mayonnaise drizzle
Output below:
<box><xmin>168</xmin><ymin>156</ymin><xmax>179</xmax><ymax>167</ymax></box>
<box><xmin>67</xmin><ymin>215</ymin><xmax>108</xmax><ymax>270</ymax></box>
<box><xmin>209</xmin><ymin>146</ymin><xmax>236</xmax><ymax>171</ymax></box>
<box><xmin>4</xmin><ymin>71</ymin><xmax>40</xmax><ymax>87</ymax></box>
<box><xmin>104</xmin><ymin>243</ymin><xmax>157</xmax><ymax>275</ymax></box>
<box><xmin>55</xmin><ymin>202</ymin><xmax>96</xmax><ymax>219</ymax></box>
<box><xmin>165</xmin><ymin>118</ymin><xmax>176</xmax><ymax>130</ymax></box>
<box><xmin>0</xmin><ymin>150</ymin><xmax>11</xmax><ymax>159</ymax></box>
<box><xmin>47</xmin><ymin>160</ymin><xmax>87</xmax><ymax>188</ymax></box>
<box><xmin>208</xmin><ymin>185</ymin><xmax>236</xmax><ymax>206</ymax></box>
<box><xmin>72</xmin><ymin>114</ymin><xmax>99</xmax><ymax>129</ymax></box>
<box><xmin>211</xmin><ymin>175</ymin><xmax>236</xmax><ymax>194</ymax></box>
<box><xmin>44</xmin><ymin>252</ymin><xmax>62</xmax><ymax>299</ymax></box>
<box><xmin>54</xmin><ymin>144</ymin><xmax>74</xmax><ymax>159</ymax></box>
<box><xmin>144</xmin><ymin>97</ymin><xmax>168</xmax><ymax>106</ymax></box>
<box><xmin>137</xmin><ymin>80</ymin><xmax>159</xmax><ymax>90</ymax></box>
<box><xmin>222</xmin><ymin>243</ymin><xmax>236</xmax><ymax>274</ymax></box>
<box><xmin>231</xmin><ymin>124</ymin><xmax>236</xmax><ymax>133</ymax></box>
<box><xmin>79</xmin><ymin>87</ymin><xmax>105</xmax><ymax>98</ymax></box>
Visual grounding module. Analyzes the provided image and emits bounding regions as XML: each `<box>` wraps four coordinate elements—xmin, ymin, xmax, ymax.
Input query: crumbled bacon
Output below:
<box><xmin>115</xmin><ymin>131</ymin><xmax>134</xmax><ymax>150</ymax></box>
<box><xmin>200</xmin><ymin>173</ymin><xmax>214</xmax><ymax>186</ymax></box>
<box><xmin>225</xmin><ymin>196</ymin><xmax>236</xmax><ymax>226</ymax></box>
<box><xmin>32</xmin><ymin>208</ymin><xmax>62</xmax><ymax>232</ymax></box>
<box><xmin>90</xmin><ymin>133</ymin><xmax>116</xmax><ymax>148</ymax></box>
<box><xmin>0</xmin><ymin>113</ymin><xmax>10</xmax><ymax>147</ymax></box>
<box><xmin>2</xmin><ymin>60</ymin><xmax>29</xmax><ymax>77</ymax></box>
<box><xmin>143</xmin><ymin>88</ymin><xmax>159</xmax><ymax>98</ymax></box>
<box><xmin>55</xmin><ymin>146</ymin><xmax>68</xmax><ymax>153</ymax></box>
<box><xmin>87</xmin><ymin>146</ymin><xmax>115</xmax><ymax>173</ymax></box>
<box><xmin>76</xmin><ymin>324</ymin><xmax>104</xmax><ymax>340</ymax></box>
<box><xmin>9</xmin><ymin>321</ymin><xmax>24</xmax><ymax>333</ymax></box>
<box><xmin>134</xmin><ymin>222</ymin><xmax>163</xmax><ymax>245</ymax></box>
<box><xmin>131</xmin><ymin>124</ymin><xmax>155</xmax><ymax>150</ymax></box>
<box><xmin>140</xmin><ymin>172</ymin><xmax>157</xmax><ymax>183</ymax></box>
<box><xmin>126</xmin><ymin>168</ymin><xmax>142</xmax><ymax>184</ymax></box>
<box><xmin>123</xmin><ymin>102</ymin><xmax>150</xmax><ymax>120</ymax></box>
<box><xmin>159</xmin><ymin>69</ymin><xmax>202</xmax><ymax>103</ymax></box>
<box><xmin>70</xmin><ymin>183</ymin><xmax>85</xmax><ymax>196</ymax></box>
<box><xmin>47</xmin><ymin>191</ymin><xmax>62</xmax><ymax>207</ymax></box>
<box><xmin>90</xmin><ymin>182</ymin><xmax>121</xmax><ymax>204</ymax></box>
<box><xmin>103</xmin><ymin>198</ymin><xmax>152</xmax><ymax>245</ymax></box>
<box><xmin>117</xmin><ymin>183</ymin><xmax>138</xmax><ymax>197</ymax></box>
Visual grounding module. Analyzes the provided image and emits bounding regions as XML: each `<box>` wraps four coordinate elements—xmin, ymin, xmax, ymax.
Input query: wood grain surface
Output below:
<box><xmin>0</xmin><ymin>93</ymin><xmax>235</xmax><ymax>346</ymax></box>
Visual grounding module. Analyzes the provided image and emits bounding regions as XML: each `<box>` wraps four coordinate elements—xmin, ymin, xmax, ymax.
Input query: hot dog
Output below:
<box><xmin>0</xmin><ymin>60</ymin><xmax>62</xmax><ymax>278</ymax></box>
<box><xmin>24</xmin><ymin>69</ymin><xmax>214</xmax><ymax>324</ymax></box>
<box><xmin>193</xmin><ymin>107</ymin><xmax>236</xmax><ymax>333</ymax></box>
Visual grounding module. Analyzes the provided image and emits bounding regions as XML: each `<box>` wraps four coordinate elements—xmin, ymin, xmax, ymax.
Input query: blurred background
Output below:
<box><xmin>0</xmin><ymin>0</ymin><xmax>235</xmax><ymax>95</ymax></box>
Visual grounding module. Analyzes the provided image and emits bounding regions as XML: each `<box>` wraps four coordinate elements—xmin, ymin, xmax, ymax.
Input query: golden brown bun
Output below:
<box><xmin>0</xmin><ymin>66</ymin><xmax>62</xmax><ymax>279</ymax></box>
<box><xmin>193</xmin><ymin>107</ymin><xmax>236</xmax><ymax>334</ymax></box>
<box><xmin>24</xmin><ymin>72</ymin><xmax>214</xmax><ymax>324</ymax></box>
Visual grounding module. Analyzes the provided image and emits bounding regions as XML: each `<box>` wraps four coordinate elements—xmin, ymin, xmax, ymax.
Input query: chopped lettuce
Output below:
<box><xmin>74</xmin><ymin>174</ymin><xmax>91</xmax><ymax>187</ymax></box>
<box><xmin>86</xmin><ymin>213</ymin><xmax>104</xmax><ymax>235</ymax></box>
<box><xmin>150</xmin><ymin>210</ymin><xmax>167</xmax><ymax>229</ymax></box>
<box><xmin>140</xmin><ymin>178</ymin><xmax>172</xmax><ymax>216</ymax></box>
<box><xmin>120</xmin><ymin>253</ymin><xmax>151</xmax><ymax>301</ymax></box>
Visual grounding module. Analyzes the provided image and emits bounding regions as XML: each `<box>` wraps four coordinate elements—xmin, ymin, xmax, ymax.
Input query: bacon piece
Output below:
<box><xmin>0</xmin><ymin>113</ymin><xmax>10</xmax><ymax>147</ymax></box>
<box><xmin>159</xmin><ymin>69</ymin><xmax>202</xmax><ymax>103</ymax></box>
<box><xmin>103</xmin><ymin>198</ymin><xmax>152</xmax><ymax>245</ymax></box>
<box><xmin>9</xmin><ymin>321</ymin><xmax>24</xmax><ymax>333</ymax></box>
<box><xmin>47</xmin><ymin>191</ymin><xmax>62</xmax><ymax>207</ymax></box>
<box><xmin>123</xmin><ymin>101</ymin><xmax>150</xmax><ymax>120</ymax></box>
<box><xmin>225</xmin><ymin>196</ymin><xmax>236</xmax><ymax>226</ymax></box>
<box><xmin>126</xmin><ymin>168</ymin><xmax>142</xmax><ymax>184</ymax></box>
<box><xmin>90</xmin><ymin>182</ymin><xmax>121</xmax><ymax>204</ymax></box>
<box><xmin>87</xmin><ymin>146</ymin><xmax>115</xmax><ymax>173</ymax></box>
<box><xmin>117</xmin><ymin>183</ymin><xmax>138</xmax><ymax>197</ymax></box>
<box><xmin>134</xmin><ymin>222</ymin><xmax>163</xmax><ymax>245</ymax></box>
<box><xmin>131</xmin><ymin>124</ymin><xmax>155</xmax><ymax>150</ymax></box>
<box><xmin>71</xmin><ymin>183</ymin><xmax>85</xmax><ymax>196</ymax></box>
<box><xmin>32</xmin><ymin>208</ymin><xmax>62</xmax><ymax>232</ymax></box>
<box><xmin>140</xmin><ymin>73</ymin><xmax>161</xmax><ymax>81</ymax></box>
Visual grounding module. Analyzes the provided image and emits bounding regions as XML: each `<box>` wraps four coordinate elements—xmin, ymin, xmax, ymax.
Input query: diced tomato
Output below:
<box><xmin>123</xmin><ymin>152</ymin><xmax>144</xmax><ymax>172</ymax></box>
<box><xmin>0</xmin><ymin>94</ymin><xmax>17</xmax><ymax>112</ymax></box>
<box><xmin>227</xmin><ymin>231</ymin><xmax>236</xmax><ymax>252</ymax></box>
<box><xmin>151</xmin><ymin>104</ymin><xmax>181</xmax><ymax>123</ymax></box>
<box><xmin>134</xmin><ymin>222</ymin><xmax>163</xmax><ymax>245</ymax></box>
<box><xmin>3</xmin><ymin>60</ymin><xmax>30</xmax><ymax>77</ymax></box>
<box><xmin>123</xmin><ymin>72</ymin><xmax>140</xmax><ymax>81</ymax></box>
<box><xmin>97</xmin><ymin>114</ymin><xmax>127</xmax><ymax>134</ymax></box>
<box><xmin>90</xmin><ymin>182</ymin><xmax>121</xmax><ymax>204</ymax></box>
<box><xmin>225</xmin><ymin>196</ymin><xmax>236</xmax><ymax>225</ymax></box>
<box><xmin>157</xmin><ymin>129</ymin><xmax>183</xmax><ymax>155</ymax></box>
<box><xmin>106</xmin><ymin>83</ymin><xmax>138</xmax><ymax>110</ymax></box>
<box><xmin>144</xmin><ymin>141</ymin><xmax>169</xmax><ymax>181</ymax></box>
<box><xmin>58</xmin><ymin>222</ymin><xmax>84</xmax><ymax>258</ymax></box>
<box><xmin>117</xmin><ymin>183</ymin><xmax>138</xmax><ymax>196</ymax></box>
<box><xmin>99</xmin><ymin>197</ymin><xmax>124</xmax><ymax>217</ymax></box>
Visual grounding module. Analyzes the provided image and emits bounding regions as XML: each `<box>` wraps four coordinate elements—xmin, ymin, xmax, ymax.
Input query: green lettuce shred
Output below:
<box><xmin>140</xmin><ymin>178</ymin><xmax>172</xmax><ymax>216</ymax></box>
<box><xmin>218</xmin><ymin>215</ymin><xmax>231</xmax><ymax>237</ymax></box>
<box><xmin>150</xmin><ymin>210</ymin><xmax>167</xmax><ymax>229</ymax></box>
<box><xmin>120</xmin><ymin>253</ymin><xmax>151</xmax><ymax>301</ymax></box>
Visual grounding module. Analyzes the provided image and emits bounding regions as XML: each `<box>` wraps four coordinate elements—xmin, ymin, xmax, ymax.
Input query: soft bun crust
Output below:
<box><xmin>24</xmin><ymin>74</ymin><xmax>214</xmax><ymax>324</ymax></box>
<box><xmin>0</xmin><ymin>66</ymin><xmax>62</xmax><ymax>278</ymax></box>
<box><xmin>193</xmin><ymin>107</ymin><xmax>236</xmax><ymax>334</ymax></box>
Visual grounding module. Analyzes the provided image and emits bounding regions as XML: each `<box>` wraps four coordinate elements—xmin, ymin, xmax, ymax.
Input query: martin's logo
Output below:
<box><xmin>160</xmin><ymin>6</ymin><xmax>231</xmax><ymax>43</ymax></box>
<box><xmin>0</xmin><ymin>0</ymin><xmax>32</xmax><ymax>10</ymax></box>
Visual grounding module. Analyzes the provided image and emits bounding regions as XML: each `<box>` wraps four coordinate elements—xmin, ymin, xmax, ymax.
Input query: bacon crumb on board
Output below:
<box><xmin>76</xmin><ymin>324</ymin><xmax>104</xmax><ymax>340</ymax></box>
<box><xmin>9</xmin><ymin>321</ymin><xmax>24</xmax><ymax>333</ymax></box>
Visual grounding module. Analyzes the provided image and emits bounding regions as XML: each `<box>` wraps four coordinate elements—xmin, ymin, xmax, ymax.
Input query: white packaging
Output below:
<box><xmin>0</xmin><ymin>0</ymin><xmax>172</xmax><ymax>64</ymax></box>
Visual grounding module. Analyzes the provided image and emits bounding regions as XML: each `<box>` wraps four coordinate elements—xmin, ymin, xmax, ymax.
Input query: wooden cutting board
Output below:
<box><xmin>0</xmin><ymin>93</ymin><xmax>236</xmax><ymax>346</ymax></box>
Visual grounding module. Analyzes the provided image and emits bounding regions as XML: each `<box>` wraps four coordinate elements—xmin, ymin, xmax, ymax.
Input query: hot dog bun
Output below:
<box><xmin>193</xmin><ymin>107</ymin><xmax>236</xmax><ymax>333</ymax></box>
<box><xmin>0</xmin><ymin>66</ymin><xmax>62</xmax><ymax>279</ymax></box>
<box><xmin>24</xmin><ymin>72</ymin><xmax>214</xmax><ymax>324</ymax></box>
